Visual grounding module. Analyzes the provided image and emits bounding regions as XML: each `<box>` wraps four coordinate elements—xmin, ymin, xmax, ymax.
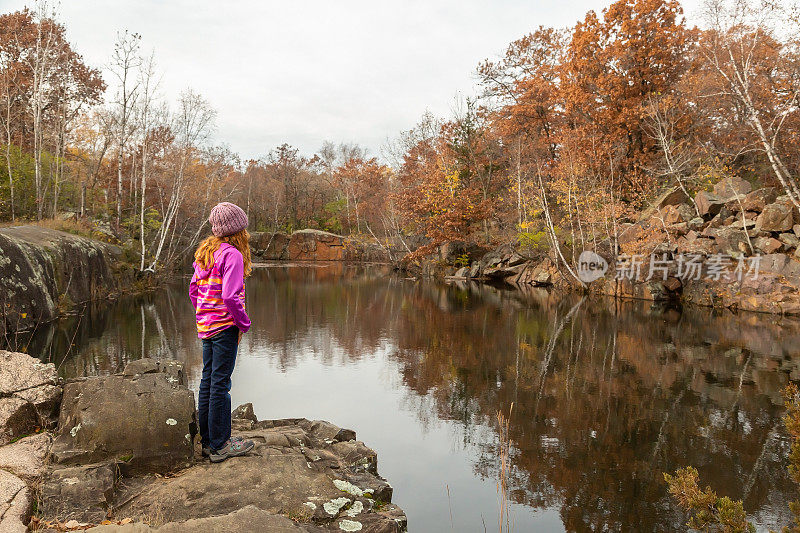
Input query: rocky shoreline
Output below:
<box><xmin>402</xmin><ymin>180</ymin><xmax>800</xmax><ymax>317</ymax></box>
<box><xmin>0</xmin><ymin>351</ymin><xmax>407</xmax><ymax>532</ymax></box>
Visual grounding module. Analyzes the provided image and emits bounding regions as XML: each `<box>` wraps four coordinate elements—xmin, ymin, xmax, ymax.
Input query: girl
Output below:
<box><xmin>190</xmin><ymin>202</ymin><xmax>255</xmax><ymax>463</ymax></box>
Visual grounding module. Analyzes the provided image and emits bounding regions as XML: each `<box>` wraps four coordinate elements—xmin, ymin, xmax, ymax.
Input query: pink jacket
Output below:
<box><xmin>189</xmin><ymin>243</ymin><xmax>251</xmax><ymax>339</ymax></box>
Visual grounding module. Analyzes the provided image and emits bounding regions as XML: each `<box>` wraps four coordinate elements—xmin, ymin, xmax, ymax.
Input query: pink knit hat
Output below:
<box><xmin>209</xmin><ymin>202</ymin><xmax>248</xmax><ymax>237</ymax></box>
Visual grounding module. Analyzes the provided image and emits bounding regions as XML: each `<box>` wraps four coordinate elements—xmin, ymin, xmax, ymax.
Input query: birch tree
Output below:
<box><xmin>0</xmin><ymin>48</ymin><xmax>19</xmax><ymax>220</ymax></box>
<box><xmin>28</xmin><ymin>0</ymin><xmax>59</xmax><ymax>220</ymax></box>
<box><xmin>136</xmin><ymin>51</ymin><xmax>161</xmax><ymax>270</ymax></box>
<box><xmin>110</xmin><ymin>30</ymin><xmax>141</xmax><ymax>229</ymax></box>
<box><xmin>701</xmin><ymin>0</ymin><xmax>800</xmax><ymax>208</ymax></box>
<box><xmin>147</xmin><ymin>89</ymin><xmax>215</xmax><ymax>271</ymax></box>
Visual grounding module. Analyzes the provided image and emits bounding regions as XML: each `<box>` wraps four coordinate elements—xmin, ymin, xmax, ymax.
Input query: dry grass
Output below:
<box><xmin>496</xmin><ymin>403</ymin><xmax>514</xmax><ymax>533</ymax></box>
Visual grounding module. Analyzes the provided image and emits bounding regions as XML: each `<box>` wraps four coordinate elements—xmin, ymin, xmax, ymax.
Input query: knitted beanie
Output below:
<box><xmin>209</xmin><ymin>202</ymin><xmax>248</xmax><ymax>237</ymax></box>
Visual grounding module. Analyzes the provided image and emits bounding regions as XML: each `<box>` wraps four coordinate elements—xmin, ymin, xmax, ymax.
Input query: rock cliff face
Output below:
<box><xmin>0</xmin><ymin>226</ymin><xmax>120</xmax><ymax>337</ymax></box>
<box><xmin>251</xmin><ymin>230</ymin><xmax>391</xmax><ymax>263</ymax></box>
<box><xmin>433</xmin><ymin>181</ymin><xmax>800</xmax><ymax>316</ymax></box>
<box><xmin>0</xmin><ymin>351</ymin><xmax>407</xmax><ymax>532</ymax></box>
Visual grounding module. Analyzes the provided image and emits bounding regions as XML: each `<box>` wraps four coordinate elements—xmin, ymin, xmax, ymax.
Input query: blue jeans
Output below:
<box><xmin>198</xmin><ymin>325</ymin><xmax>239</xmax><ymax>450</ymax></box>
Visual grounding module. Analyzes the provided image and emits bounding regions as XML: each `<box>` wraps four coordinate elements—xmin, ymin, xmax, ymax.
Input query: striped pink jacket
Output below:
<box><xmin>189</xmin><ymin>243</ymin><xmax>251</xmax><ymax>339</ymax></box>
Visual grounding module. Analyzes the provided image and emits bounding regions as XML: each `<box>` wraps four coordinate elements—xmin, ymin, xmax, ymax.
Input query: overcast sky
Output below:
<box><xmin>1</xmin><ymin>0</ymin><xmax>702</xmax><ymax>160</ymax></box>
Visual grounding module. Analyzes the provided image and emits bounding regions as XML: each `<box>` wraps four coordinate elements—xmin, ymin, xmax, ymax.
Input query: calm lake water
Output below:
<box><xmin>9</xmin><ymin>264</ymin><xmax>800</xmax><ymax>532</ymax></box>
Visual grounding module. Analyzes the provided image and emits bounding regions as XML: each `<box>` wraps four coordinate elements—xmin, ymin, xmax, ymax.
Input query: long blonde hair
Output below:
<box><xmin>194</xmin><ymin>229</ymin><xmax>252</xmax><ymax>278</ymax></box>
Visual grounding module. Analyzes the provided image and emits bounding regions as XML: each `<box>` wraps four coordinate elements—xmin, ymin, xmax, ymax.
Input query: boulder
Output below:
<box><xmin>713</xmin><ymin>227</ymin><xmax>750</xmax><ymax>256</ymax></box>
<box><xmin>512</xmin><ymin>257</ymin><xmax>559</xmax><ymax>286</ymax></box>
<box><xmin>668</xmin><ymin>222</ymin><xmax>689</xmax><ymax>236</ymax></box>
<box><xmin>122</xmin><ymin>359</ymin><xmax>186</xmax><ymax>387</ymax></box>
<box><xmin>0</xmin><ymin>398</ymin><xmax>38</xmax><ymax>447</ymax></box>
<box><xmin>723</xmin><ymin>194</ymin><xmax>749</xmax><ymax>212</ymax></box>
<box><xmin>506</xmin><ymin>252</ymin><xmax>527</xmax><ymax>267</ymax></box>
<box><xmin>756</xmin><ymin>203</ymin><xmax>794</xmax><ymax>232</ymax></box>
<box><xmin>599</xmin><ymin>277</ymin><xmax>677</xmax><ymax>301</ymax></box>
<box><xmin>286</xmin><ymin>230</ymin><xmax>345</xmax><ymax>261</ymax></box>
<box><xmin>478</xmin><ymin>244</ymin><xmax>515</xmax><ymax>270</ymax></box>
<box><xmin>779</xmin><ymin>233</ymin><xmax>800</xmax><ymax>250</ymax></box>
<box><xmin>122</xmin><ymin>358</ymin><xmax>159</xmax><ymax>377</ymax></box>
<box><xmin>676</xmin><ymin>235</ymin><xmax>712</xmax><ymax>255</ymax></box>
<box><xmin>298</xmin><ymin>419</ymin><xmax>357</xmax><ymax>445</ymax></box>
<box><xmin>231</xmin><ymin>402</ymin><xmax>257</xmax><ymax>422</ymax></box>
<box><xmin>0</xmin><ymin>350</ymin><xmax>62</xmax><ymax>444</ymax></box>
<box><xmin>713</xmin><ymin>177</ymin><xmax>752</xmax><ymax>197</ymax></box>
<box><xmin>40</xmin><ymin>461</ymin><xmax>119</xmax><ymax>523</ymax></box>
<box><xmin>754</xmin><ymin>236</ymin><xmax>783</xmax><ymax>254</ymax></box>
<box><xmin>687</xmin><ymin>217</ymin><xmax>705</xmax><ymax>231</ymax></box>
<box><xmin>484</xmin><ymin>263</ymin><xmax>525</xmax><ymax>280</ymax></box>
<box><xmin>156</xmin><ymin>360</ymin><xmax>187</xmax><ymax>387</ymax></box>
<box><xmin>0</xmin><ymin>432</ymin><xmax>52</xmax><ymax>484</ymax></box>
<box><xmin>775</xmin><ymin>196</ymin><xmax>800</xmax><ymax>226</ymax></box>
<box><xmin>677</xmin><ymin>203</ymin><xmax>697</xmax><ymax>222</ymax></box>
<box><xmin>695</xmin><ymin>191</ymin><xmax>726</xmax><ymax>217</ymax></box>
<box><xmin>663</xmin><ymin>276</ymin><xmax>683</xmax><ymax>292</ymax></box>
<box><xmin>656</xmin><ymin>186</ymin><xmax>690</xmax><ymax>208</ymax></box>
<box><xmin>661</xmin><ymin>205</ymin><xmax>683</xmax><ymax>225</ymax></box>
<box><xmin>51</xmin><ymin>367</ymin><xmax>195</xmax><ymax>474</ymax></box>
<box><xmin>742</xmin><ymin>187</ymin><xmax>779</xmax><ymax>212</ymax></box>
<box><xmin>0</xmin><ymin>469</ymin><xmax>30</xmax><ymax>533</ymax></box>
<box><xmin>729</xmin><ymin>218</ymin><xmax>756</xmax><ymax>231</ymax></box>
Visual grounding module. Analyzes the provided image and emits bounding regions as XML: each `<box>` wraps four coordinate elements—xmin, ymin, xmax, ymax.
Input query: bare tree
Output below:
<box><xmin>702</xmin><ymin>0</ymin><xmax>800</xmax><ymax>208</ymax></box>
<box><xmin>136</xmin><ymin>50</ymin><xmax>161</xmax><ymax>271</ymax></box>
<box><xmin>147</xmin><ymin>89</ymin><xmax>215</xmax><ymax>271</ymax></box>
<box><xmin>110</xmin><ymin>30</ymin><xmax>141</xmax><ymax>229</ymax></box>
<box><xmin>78</xmin><ymin>109</ymin><xmax>115</xmax><ymax>218</ymax></box>
<box><xmin>645</xmin><ymin>96</ymin><xmax>701</xmax><ymax>217</ymax></box>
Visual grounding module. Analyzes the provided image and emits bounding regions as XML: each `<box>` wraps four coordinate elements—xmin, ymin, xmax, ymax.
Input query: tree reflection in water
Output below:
<box><xmin>11</xmin><ymin>264</ymin><xmax>800</xmax><ymax>531</ymax></box>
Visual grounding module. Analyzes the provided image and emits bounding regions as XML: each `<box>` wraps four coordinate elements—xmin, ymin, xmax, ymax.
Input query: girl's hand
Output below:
<box><xmin>238</xmin><ymin>330</ymin><xmax>243</xmax><ymax>344</ymax></box>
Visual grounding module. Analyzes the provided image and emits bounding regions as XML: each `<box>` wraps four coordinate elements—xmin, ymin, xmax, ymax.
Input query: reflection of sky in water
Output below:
<box><xmin>12</xmin><ymin>264</ymin><xmax>800</xmax><ymax>532</ymax></box>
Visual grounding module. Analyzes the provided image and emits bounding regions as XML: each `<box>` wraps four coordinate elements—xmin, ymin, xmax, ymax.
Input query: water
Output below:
<box><xmin>9</xmin><ymin>263</ymin><xmax>800</xmax><ymax>532</ymax></box>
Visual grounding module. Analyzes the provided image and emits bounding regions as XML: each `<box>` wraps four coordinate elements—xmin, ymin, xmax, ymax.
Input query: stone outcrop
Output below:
<box><xmin>0</xmin><ymin>351</ymin><xmax>62</xmax><ymax>533</ymax></box>
<box><xmin>102</xmin><ymin>415</ymin><xmax>406</xmax><ymax>532</ymax></box>
<box><xmin>0</xmin><ymin>226</ymin><xmax>120</xmax><ymax>337</ymax></box>
<box><xmin>250</xmin><ymin>230</ymin><xmax>392</xmax><ymax>263</ymax></box>
<box><xmin>50</xmin><ymin>364</ymin><xmax>196</xmax><ymax>474</ymax></box>
<box><xmin>286</xmin><ymin>229</ymin><xmax>348</xmax><ymax>261</ymax></box>
<box><xmin>429</xmin><ymin>180</ymin><xmax>800</xmax><ymax>316</ymax></box>
<box><xmin>0</xmin><ymin>350</ymin><xmax>61</xmax><ymax>441</ymax></box>
<box><xmin>0</xmin><ymin>355</ymin><xmax>407</xmax><ymax>531</ymax></box>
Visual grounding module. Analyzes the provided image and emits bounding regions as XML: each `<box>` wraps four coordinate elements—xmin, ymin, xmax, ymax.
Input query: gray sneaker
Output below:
<box><xmin>203</xmin><ymin>436</ymin><xmax>244</xmax><ymax>458</ymax></box>
<box><xmin>209</xmin><ymin>438</ymin><xmax>254</xmax><ymax>463</ymax></box>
